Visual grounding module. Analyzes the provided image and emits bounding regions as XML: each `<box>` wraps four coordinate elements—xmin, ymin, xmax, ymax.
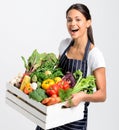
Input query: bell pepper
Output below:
<box><xmin>23</xmin><ymin>83</ymin><xmax>33</xmax><ymax>94</ymax></box>
<box><xmin>54</xmin><ymin>77</ymin><xmax>62</xmax><ymax>83</ymax></box>
<box><xmin>41</xmin><ymin>78</ymin><xmax>55</xmax><ymax>90</ymax></box>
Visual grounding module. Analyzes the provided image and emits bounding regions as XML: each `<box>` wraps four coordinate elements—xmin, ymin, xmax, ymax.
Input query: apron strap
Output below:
<box><xmin>83</xmin><ymin>40</ymin><xmax>91</xmax><ymax>61</ymax></box>
<box><xmin>82</xmin><ymin>40</ymin><xmax>91</xmax><ymax>78</ymax></box>
<box><xmin>81</xmin><ymin>40</ymin><xmax>91</xmax><ymax>108</ymax></box>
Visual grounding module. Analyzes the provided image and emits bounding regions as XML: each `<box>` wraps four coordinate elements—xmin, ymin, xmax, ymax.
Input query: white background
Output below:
<box><xmin>0</xmin><ymin>0</ymin><xmax>119</xmax><ymax>130</ymax></box>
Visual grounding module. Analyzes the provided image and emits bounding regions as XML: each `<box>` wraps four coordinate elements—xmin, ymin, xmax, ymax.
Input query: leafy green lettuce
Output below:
<box><xmin>59</xmin><ymin>70</ymin><xmax>96</xmax><ymax>102</ymax></box>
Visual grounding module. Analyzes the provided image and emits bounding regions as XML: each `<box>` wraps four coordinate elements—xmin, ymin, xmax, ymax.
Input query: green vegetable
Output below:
<box><xmin>21</xmin><ymin>49</ymin><xmax>59</xmax><ymax>74</ymax></box>
<box><xmin>59</xmin><ymin>88</ymin><xmax>72</xmax><ymax>102</ymax></box>
<box><xmin>30</xmin><ymin>65</ymin><xmax>63</xmax><ymax>82</ymax></box>
<box><xmin>21</xmin><ymin>49</ymin><xmax>63</xmax><ymax>82</ymax></box>
<box><xmin>29</xmin><ymin>87</ymin><xmax>47</xmax><ymax>102</ymax></box>
<box><xmin>21</xmin><ymin>49</ymin><xmax>43</xmax><ymax>74</ymax></box>
<box><xmin>31</xmin><ymin>74</ymin><xmax>37</xmax><ymax>82</ymax></box>
<box><xmin>72</xmin><ymin>74</ymin><xmax>96</xmax><ymax>94</ymax></box>
<box><xmin>59</xmin><ymin>70</ymin><xmax>96</xmax><ymax>102</ymax></box>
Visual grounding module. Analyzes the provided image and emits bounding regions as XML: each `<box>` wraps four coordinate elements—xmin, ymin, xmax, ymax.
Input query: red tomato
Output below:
<box><xmin>46</xmin><ymin>84</ymin><xmax>59</xmax><ymax>96</ymax></box>
<box><xmin>57</xmin><ymin>80</ymin><xmax>70</xmax><ymax>90</ymax></box>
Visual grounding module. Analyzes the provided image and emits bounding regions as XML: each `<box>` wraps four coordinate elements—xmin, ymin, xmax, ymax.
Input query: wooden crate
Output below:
<box><xmin>6</xmin><ymin>83</ymin><xmax>84</xmax><ymax>130</ymax></box>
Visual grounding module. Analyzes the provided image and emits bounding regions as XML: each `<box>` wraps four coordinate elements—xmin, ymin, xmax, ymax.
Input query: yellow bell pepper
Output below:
<box><xmin>54</xmin><ymin>77</ymin><xmax>62</xmax><ymax>83</ymax></box>
<box><xmin>41</xmin><ymin>79</ymin><xmax>55</xmax><ymax>90</ymax></box>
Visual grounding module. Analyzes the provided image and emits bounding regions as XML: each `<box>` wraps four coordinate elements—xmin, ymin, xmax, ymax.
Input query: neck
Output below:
<box><xmin>73</xmin><ymin>37</ymin><xmax>88</xmax><ymax>50</ymax></box>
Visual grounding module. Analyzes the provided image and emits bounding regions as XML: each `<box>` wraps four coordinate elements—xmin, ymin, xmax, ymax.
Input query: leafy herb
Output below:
<box><xmin>59</xmin><ymin>88</ymin><xmax>73</xmax><ymax>102</ymax></box>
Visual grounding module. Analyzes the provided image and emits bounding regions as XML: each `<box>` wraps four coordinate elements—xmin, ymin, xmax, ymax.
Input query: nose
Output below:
<box><xmin>70</xmin><ymin>20</ymin><xmax>76</xmax><ymax>26</ymax></box>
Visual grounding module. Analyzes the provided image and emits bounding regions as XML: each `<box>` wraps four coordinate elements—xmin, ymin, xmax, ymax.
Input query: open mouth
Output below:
<box><xmin>71</xmin><ymin>29</ymin><xmax>79</xmax><ymax>33</ymax></box>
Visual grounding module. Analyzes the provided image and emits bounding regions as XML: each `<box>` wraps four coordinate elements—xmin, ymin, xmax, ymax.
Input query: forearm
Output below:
<box><xmin>83</xmin><ymin>89</ymin><xmax>106</xmax><ymax>102</ymax></box>
<box><xmin>83</xmin><ymin>67</ymin><xmax>106</xmax><ymax>103</ymax></box>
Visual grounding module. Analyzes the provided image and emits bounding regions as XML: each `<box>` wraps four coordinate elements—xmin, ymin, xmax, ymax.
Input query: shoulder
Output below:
<box><xmin>58</xmin><ymin>38</ymin><xmax>72</xmax><ymax>56</ymax></box>
<box><xmin>89</xmin><ymin>47</ymin><xmax>104</xmax><ymax>57</ymax></box>
<box><xmin>88</xmin><ymin>47</ymin><xmax>106</xmax><ymax>72</ymax></box>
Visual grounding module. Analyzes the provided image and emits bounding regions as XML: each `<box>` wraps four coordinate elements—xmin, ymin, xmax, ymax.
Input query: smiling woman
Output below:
<box><xmin>66</xmin><ymin>9</ymin><xmax>91</xmax><ymax>40</ymax></box>
<box><xmin>36</xmin><ymin>3</ymin><xmax>106</xmax><ymax>130</ymax></box>
<box><xmin>66</xmin><ymin>3</ymin><xmax>93</xmax><ymax>44</ymax></box>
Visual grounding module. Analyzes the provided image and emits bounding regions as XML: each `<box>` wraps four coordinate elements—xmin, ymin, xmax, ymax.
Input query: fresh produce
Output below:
<box><xmin>21</xmin><ymin>50</ymin><xmax>45</xmax><ymax>75</ymax></box>
<box><xmin>62</xmin><ymin>72</ymin><xmax>76</xmax><ymax>87</ymax></box>
<box><xmin>21</xmin><ymin>49</ymin><xmax>63</xmax><ymax>76</ymax></box>
<box><xmin>20</xmin><ymin>75</ymin><xmax>31</xmax><ymax>91</ymax></box>
<box><xmin>57</xmin><ymin>80</ymin><xmax>70</xmax><ymax>90</ymax></box>
<box><xmin>42</xmin><ymin>94</ymin><xmax>61</xmax><ymax>106</ymax></box>
<box><xmin>54</xmin><ymin>77</ymin><xmax>62</xmax><ymax>83</ymax></box>
<box><xmin>21</xmin><ymin>49</ymin><xmax>64</xmax><ymax>86</ymax></box>
<box><xmin>46</xmin><ymin>79</ymin><xmax>70</xmax><ymax>97</ymax></box>
<box><xmin>17</xmin><ymin>49</ymin><xmax>64</xmax><ymax>105</ymax></box>
<box><xmin>59</xmin><ymin>70</ymin><xmax>96</xmax><ymax>102</ymax></box>
<box><xmin>23</xmin><ymin>83</ymin><xmax>33</xmax><ymax>94</ymax></box>
<box><xmin>72</xmin><ymin>70</ymin><xmax>96</xmax><ymax>94</ymax></box>
<box><xmin>29</xmin><ymin>87</ymin><xmax>48</xmax><ymax>102</ymax></box>
<box><xmin>30</xmin><ymin>67</ymin><xmax>63</xmax><ymax>84</ymax></box>
<box><xmin>41</xmin><ymin>78</ymin><xmax>55</xmax><ymax>90</ymax></box>
<box><xmin>31</xmin><ymin>82</ymin><xmax>38</xmax><ymax>90</ymax></box>
<box><xmin>10</xmin><ymin>49</ymin><xmax>96</xmax><ymax>106</ymax></box>
<box><xmin>46</xmin><ymin>84</ymin><xmax>60</xmax><ymax>96</ymax></box>
<box><xmin>9</xmin><ymin>72</ymin><xmax>23</xmax><ymax>87</ymax></box>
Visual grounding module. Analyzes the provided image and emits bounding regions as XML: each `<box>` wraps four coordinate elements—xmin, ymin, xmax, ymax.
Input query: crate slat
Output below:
<box><xmin>6</xmin><ymin>83</ymin><xmax>84</xmax><ymax>129</ymax></box>
<box><xmin>5</xmin><ymin>98</ymin><xmax>47</xmax><ymax>129</ymax></box>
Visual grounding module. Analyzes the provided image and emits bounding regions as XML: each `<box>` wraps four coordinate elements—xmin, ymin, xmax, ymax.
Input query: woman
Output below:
<box><xmin>36</xmin><ymin>3</ymin><xmax>106</xmax><ymax>130</ymax></box>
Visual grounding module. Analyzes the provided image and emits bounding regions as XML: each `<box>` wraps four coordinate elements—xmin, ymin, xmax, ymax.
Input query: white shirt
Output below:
<box><xmin>58</xmin><ymin>38</ymin><xmax>106</xmax><ymax>75</ymax></box>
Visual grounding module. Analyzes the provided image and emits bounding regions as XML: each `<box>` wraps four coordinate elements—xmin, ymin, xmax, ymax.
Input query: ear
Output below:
<box><xmin>86</xmin><ymin>20</ymin><xmax>91</xmax><ymax>28</ymax></box>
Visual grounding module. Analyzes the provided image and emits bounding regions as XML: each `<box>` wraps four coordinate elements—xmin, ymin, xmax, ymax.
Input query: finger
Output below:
<box><xmin>64</xmin><ymin>99</ymin><xmax>74</xmax><ymax>108</ymax></box>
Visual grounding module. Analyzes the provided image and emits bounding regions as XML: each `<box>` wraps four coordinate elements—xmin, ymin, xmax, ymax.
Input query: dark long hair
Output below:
<box><xmin>66</xmin><ymin>3</ymin><xmax>94</xmax><ymax>44</ymax></box>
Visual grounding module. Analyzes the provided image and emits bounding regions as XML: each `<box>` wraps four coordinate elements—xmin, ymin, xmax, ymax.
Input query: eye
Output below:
<box><xmin>67</xmin><ymin>18</ymin><xmax>72</xmax><ymax>23</ymax></box>
<box><xmin>76</xmin><ymin>18</ymin><xmax>81</xmax><ymax>22</ymax></box>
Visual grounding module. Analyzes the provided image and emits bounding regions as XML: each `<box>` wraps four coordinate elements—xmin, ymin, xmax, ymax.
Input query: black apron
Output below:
<box><xmin>36</xmin><ymin>40</ymin><xmax>91</xmax><ymax>130</ymax></box>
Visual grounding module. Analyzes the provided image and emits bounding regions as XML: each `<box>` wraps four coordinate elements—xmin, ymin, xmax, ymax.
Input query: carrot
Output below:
<box><xmin>47</xmin><ymin>97</ymin><xmax>57</xmax><ymax>106</ymax></box>
<box><xmin>42</xmin><ymin>97</ymin><xmax>51</xmax><ymax>104</ymax></box>
<box><xmin>42</xmin><ymin>95</ymin><xmax>61</xmax><ymax>106</ymax></box>
<box><xmin>56</xmin><ymin>96</ymin><xmax>61</xmax><ymax>102</ymax></box>
<box><xmin>47</xmin><ymin>96</ymin><xmax>61</xmax><ymax>106</ymax></box>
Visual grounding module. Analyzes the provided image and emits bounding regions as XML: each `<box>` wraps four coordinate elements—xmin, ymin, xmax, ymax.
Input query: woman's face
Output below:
<box><xmin>66</xmin><ymin>9</ymin><xmax>91</xmax><ymax>40</ymax></box>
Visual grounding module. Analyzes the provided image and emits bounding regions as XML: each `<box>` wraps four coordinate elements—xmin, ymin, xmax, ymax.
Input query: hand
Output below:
<box><xmin>65</xmin><ymin>91</ymin><xmax>86</xmax><ymax>107</ymax></box>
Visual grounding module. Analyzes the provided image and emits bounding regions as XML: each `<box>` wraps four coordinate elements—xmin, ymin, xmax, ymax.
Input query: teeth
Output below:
<box><xmin>71</xmin><ymin>29</ymin><xmax>79</xmax><ymax>32</ymax></box>
<box><xmin>71</xmin><ymin>28</ymin><xmax>78</xmax><ymax>30</ymax></box>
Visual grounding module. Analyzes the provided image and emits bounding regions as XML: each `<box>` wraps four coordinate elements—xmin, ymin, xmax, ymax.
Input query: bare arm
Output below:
<box><xmin>66</xmin><ymin>67</ymin><xmax>106</xmax><ymax>107</ymax></box>
<box><xmin>83</xmin><ymin>67</ymin><xmax>106</xmax><ymax>102</ymax></box>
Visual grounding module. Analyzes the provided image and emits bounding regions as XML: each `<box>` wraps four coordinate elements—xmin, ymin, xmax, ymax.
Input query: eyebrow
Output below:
<box><xmin>66</xmin><ymin>16</ymin><xmax>81</xmax><ymax>19</ymax></box>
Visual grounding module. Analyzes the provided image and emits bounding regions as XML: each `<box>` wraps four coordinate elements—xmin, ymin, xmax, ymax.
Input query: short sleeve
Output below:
<box><xmin>88</xmin><ymin>47</ymin><xmax>106</xmax><ymax>73</ymax></box>
<box><xmin>58</xmin><ymin>38</ymin><xmax>72</xmax><ymax>56</ymax></box>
